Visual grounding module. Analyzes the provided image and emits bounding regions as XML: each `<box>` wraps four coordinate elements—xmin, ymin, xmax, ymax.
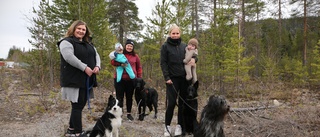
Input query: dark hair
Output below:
<box><xmin>123</xmin><ymin>39</ymin><xmax>136</xmax><ymax>55</ymax></box>
<box><xmin>64</xmin><ymin>20</ymin><xmax>92</xmax><ymax>42</ymax></box>
<box><xmin>123</xmin><ymin>44</ymin><xmax>136</xmax><ymax>55</ymax></box>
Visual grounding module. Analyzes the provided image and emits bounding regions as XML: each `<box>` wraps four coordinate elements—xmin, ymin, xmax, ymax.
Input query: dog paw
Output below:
<box><xmin>138</xmin><ymin>114</ymin><xmax>144</xmax><ymax>121</ymax></box>
<box><xmin>153</xmin><ymin>115</ymin><xmax>157</xmax><ymax>119</ymax></box>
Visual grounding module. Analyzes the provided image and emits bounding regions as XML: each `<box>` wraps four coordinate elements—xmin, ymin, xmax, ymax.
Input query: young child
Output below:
<box><xmin>183</xmin><ymin>38</ymin><xmax>198</xmax><ymax>84</ymax></box>
<box><xmin>109</xmin><ymin>43</ymin><xmax>135</xmax><ymax>82</ymax></box>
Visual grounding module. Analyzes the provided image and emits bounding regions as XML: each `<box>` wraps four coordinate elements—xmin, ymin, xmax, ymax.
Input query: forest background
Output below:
<box><xmin>0</xmin><ymin>0</ymin><xmax>320</xmax><ymax>136</ymax></box>
<box><xmin>3</xmin><ymin>0</ymin><xmax>320</xmax><ymax>95</ymax></box>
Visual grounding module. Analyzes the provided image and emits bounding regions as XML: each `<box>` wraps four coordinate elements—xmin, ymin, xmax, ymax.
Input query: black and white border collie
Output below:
<box><xmin>86</xmin><ymin>95</ymin><xmax>123</xmax><ymax>137</ymax></box>
<box><xmin>194</xmin><ymin>95</ymin><xmax>230</xmax><ymax>137</ymax></box>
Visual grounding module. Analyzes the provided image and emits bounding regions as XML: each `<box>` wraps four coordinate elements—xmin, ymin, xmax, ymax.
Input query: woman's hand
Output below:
<box><xmin>85</xmin><ymin>67</ymin><xmax>93</xmax><ymax>77</ymax></box>
<box><xmin>166</xmin><ymin>79</ymin><xmax>173</xmax><ymax>84</ymax></box>
<box><xmin>93</xmin><ymin>66</ymin><xmax>100</xmax><ymax>74</ymax></box>
<box><xmin>188</xmin><ymin>58</ymin><xmax>196</xmax><ymax>66</ymax></box>
<box><xmin>121</xmin><ymin>63</ymin><xmax>127</xmax><ymax>67</ymax></box>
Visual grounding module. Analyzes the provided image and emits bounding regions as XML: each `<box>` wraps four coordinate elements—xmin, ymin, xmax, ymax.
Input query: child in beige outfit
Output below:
<box><xmin>183</xmin><ymin>38</ymin><xmax>198</xmax><ymax>84</ymax></box>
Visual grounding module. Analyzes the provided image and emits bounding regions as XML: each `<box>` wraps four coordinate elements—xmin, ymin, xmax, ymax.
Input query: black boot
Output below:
<box><xmin>138</xmin><ymin>113</ymin><xmax>144</xmax><ymax>121</ymax></box>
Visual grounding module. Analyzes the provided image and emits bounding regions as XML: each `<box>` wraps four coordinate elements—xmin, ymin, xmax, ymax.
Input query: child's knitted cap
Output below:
<box><xmin>115</xmin><ymin>42</ymin><xmax>123</xmax><ymax>51</ymax></box>
<box><xmin>188</xmin><ymin>38</ymin><xmax>198</xmax><ymax>48</ymax></box>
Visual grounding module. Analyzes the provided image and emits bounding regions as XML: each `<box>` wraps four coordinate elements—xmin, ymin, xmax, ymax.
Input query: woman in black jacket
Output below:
<box><xmin>160</xmin><ymin>24</ymin><xmax>196</xmax><ymax>136</ymax></box>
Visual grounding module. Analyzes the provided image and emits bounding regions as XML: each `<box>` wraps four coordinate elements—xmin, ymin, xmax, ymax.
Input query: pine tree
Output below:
<box><xmin>7</xmin><ymin>46</ymin><xmax>23</xmax><ymax>62</ymax></box>
<box><xmin>309</xmin><ymin>40</ymin><xmax>320</xmax><ymax>85</ymax></box>
<box><xmin>27</xmin><ymin>0</ymin><xmax>116</xmax><ymax>88</ymax></box>
<box><xmin>189</xmin><ymin>0</ymin><xmax>200</xmax><ymax>38</ymax></box>
<box><xmin>26</xmin><ymin>0</ymin><xmax>54</xmax><ymax>86</ymax></box>
<box><xmin>107</xmin><ymin>0</ymin><xmax>143</xmax><ymax>44</ymax></box>
<box><xmin>290</xmin><ymin>0</ymin><xmax>320</xmax><ymax>66</ymax></box>
<box><xmin>198</xmin><ymin>1</ymin><xmax>254</xmax><ymax>94</ymax></box>
<box><xmin>141</xmin><ymin>0</ymin><xmax>173</xmax><ymax>84</ymax></box>
<box><xmin>171</xmin><ymin>0</ymin><xmax>192</xmax><ymax>41</ymax></box>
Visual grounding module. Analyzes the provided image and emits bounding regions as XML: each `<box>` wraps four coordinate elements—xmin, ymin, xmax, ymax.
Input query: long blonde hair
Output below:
<box><xmin>65</xmin><ymin>20</ymin><xmax>92</xmax><ymax>42</ymax></box>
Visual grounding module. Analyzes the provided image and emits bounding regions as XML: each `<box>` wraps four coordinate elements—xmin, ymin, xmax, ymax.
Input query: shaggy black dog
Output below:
<box><xmin>86</xmin><ymin>95</ymin><xmax>123</xmax><ymax>137</ymax></box>
<box><xmin>194</xmin><ymin>95</ymin><xmax>230</xmax><ymax>137</ymax></box>
<box><xmin>182</xmin><ymin>80</ymin><xmax>199</xmax><ymax>135</ymax></box>
<box><xmin>134</xmin><ymin>78</ymin><xmax>158</xmax><ymax>121</ymax></box>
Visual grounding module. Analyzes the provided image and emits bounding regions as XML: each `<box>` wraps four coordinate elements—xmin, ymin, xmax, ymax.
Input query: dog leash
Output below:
<box><xmin>136</xmin><ymin>87</ymin><xmax>146</xmax><ymax>116</ymax></box>
<box><xmin>163</xmin><ymin>83</ymin><xmax>197</xmax><ymax>137</ymax></box>
<box><xmin>171</xmin><ymin>83</ymin><xmax>198</xmax><ymax>112</ymax></box>
<box><xmin>86</xmin><ymin>76</ymin><xmax>94</xmax><ymax>114</ymax></box>
<box><xmin>137</xmin><ymin>99</ymin><xmax>143</xmax><ymax>115</ymax></box>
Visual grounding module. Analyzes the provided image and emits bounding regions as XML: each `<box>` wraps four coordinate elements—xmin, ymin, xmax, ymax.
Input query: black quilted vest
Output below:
<box><xmin>58</xmin><ymin>36</ymin><xmax>97</xmax><ymax>88</ymax></box>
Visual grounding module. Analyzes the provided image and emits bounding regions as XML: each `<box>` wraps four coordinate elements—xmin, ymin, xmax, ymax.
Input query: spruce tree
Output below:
<box><xmin>142</xmin><ymin>0</ymin><xmax>173</xmax><ymax>84</ymax></box>
<box><xmin>27</xmin><ymin>0</ymin><xmax>116</xmax><ymax>88</ymax></box>
<box><xmin>107</xmin><ymin>0</ymin><xmax>143</xmax><ymax>44</ymax></box>
<box><xmin>309</xmin><ymin>40</ymin><xmax>320</xmax><ymax>85</ymax></box>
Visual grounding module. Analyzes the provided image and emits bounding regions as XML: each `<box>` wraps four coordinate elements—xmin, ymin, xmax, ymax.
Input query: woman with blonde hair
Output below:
<box><xmin>160</xmin><ymin>24</ymin><xmax>196</xmax><ymax>136</ymax></box>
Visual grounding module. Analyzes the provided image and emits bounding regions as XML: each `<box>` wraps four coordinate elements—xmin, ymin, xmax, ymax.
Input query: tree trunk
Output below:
<box><xmin>278</xmin><ymin>0</ymin><xmax>282</xmax><ymax>44</ymax></box>
<box><xmin>303</xmin><ymin>0</ymin><xmax>307</xmax><ymax>66</ymax></box>
<box><xmin>195</xmin><ymin>0</ymin><xmax>199</xmax><ymax>39</ymax></box>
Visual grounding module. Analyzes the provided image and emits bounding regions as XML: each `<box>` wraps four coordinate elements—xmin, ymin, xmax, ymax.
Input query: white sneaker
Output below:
<box><xmin>174</xmin><ymin>124</ymin><xmax>182</xmax><ymax>136</ymax></box>
<box><xmin>164</xmin><ymin>125</ymin><xmax>171</xmax><ymax>136</ymax></box>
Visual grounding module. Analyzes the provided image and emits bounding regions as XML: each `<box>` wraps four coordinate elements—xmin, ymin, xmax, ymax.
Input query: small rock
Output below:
<box><xmin>273</xmin><ymin>99</ymin><xmax>280</xmax><ymax>106</ymax></box>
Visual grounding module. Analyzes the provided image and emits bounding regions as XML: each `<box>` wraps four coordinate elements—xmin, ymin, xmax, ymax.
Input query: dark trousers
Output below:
<box><xmin>114</xmin><ymin>78</ymin><xmax>134</xmax><ymax>113</ymax></box>
<box><xmin>69</xmin><ymin>87</ymin><xmax>87</xmax><ymax>133</ymax></box>
<box><xmin>165</xmin><ymin>77</ymin><xmax>188</xmax><ymax>126</ymax></box>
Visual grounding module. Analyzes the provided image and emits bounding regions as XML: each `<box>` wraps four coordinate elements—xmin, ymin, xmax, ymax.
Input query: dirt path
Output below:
<box><xmin>0</xmin><ymin>69</ymin><xmax>319</xmax><ymax>137</ymax></box>
<box><xmin>0</xmin><ymin>92</ymin><xmax>172</xmax><ymax>137</ymax></box>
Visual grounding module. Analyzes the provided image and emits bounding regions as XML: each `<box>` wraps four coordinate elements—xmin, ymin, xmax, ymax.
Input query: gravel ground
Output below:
<box><xmin>1</xmin><ymin>69</ymin><xmax>319</xmax><ymax>137</ymax></box>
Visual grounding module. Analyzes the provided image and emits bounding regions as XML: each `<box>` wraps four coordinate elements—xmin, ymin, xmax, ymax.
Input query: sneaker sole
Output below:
<box><xmin>65</xmin><ymin>134</ymin><xmax>75</xmax><ymax>137</ymax></box>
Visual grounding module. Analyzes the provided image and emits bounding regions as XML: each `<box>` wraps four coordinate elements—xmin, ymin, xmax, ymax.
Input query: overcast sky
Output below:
<box><xmin>0</xmin><ymin>0</ymin><xmax>154</xmax><ymax>59</ymax></box>
<box><xmin>0</xmin><ymin>0</ymin><xmax>38</xmax><ymax>59</ymax></box>
<box><xmin>0</xmin><ymin>0</ymin><xmax>294</xmax><ymax>59</ymax></box>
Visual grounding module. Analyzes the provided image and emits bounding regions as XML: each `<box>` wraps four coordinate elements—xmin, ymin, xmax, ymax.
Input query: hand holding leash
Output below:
<box><xmin>166</xmin><ymin>79</ymin><xmax>173</xmax><ymax>84</ymax></box>
<box><xmin>92</xmin><ymin>66</ymin><xmax>100</xmax><ymax>74</ymax></box>
<box><xmin>85</xmin><ymin>66</ymin><xmax>93</xmax><ymax>77</ymax></box>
